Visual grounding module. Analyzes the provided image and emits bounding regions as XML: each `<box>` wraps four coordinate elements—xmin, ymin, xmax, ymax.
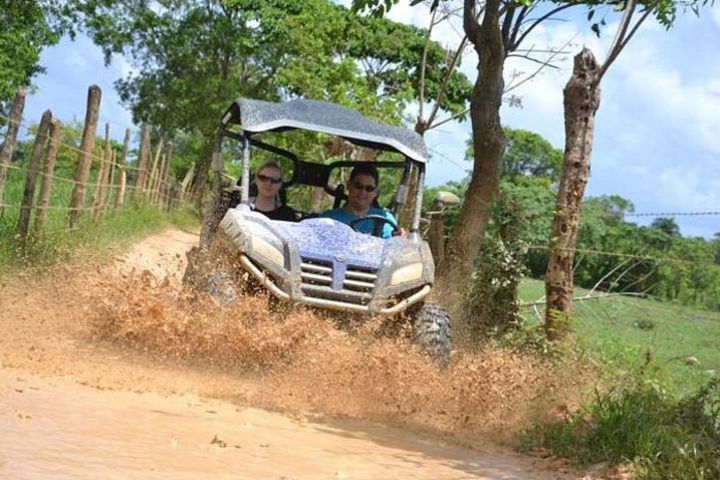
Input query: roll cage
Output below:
<box><xmin>211</xmin><ymin>98</ymin><xmax>428</xmax><ymax>235</ymax></box>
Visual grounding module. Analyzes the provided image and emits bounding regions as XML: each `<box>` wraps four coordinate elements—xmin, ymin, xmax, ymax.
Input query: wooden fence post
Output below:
<box><xmin>92</xmin><ymin>123</ymin><xmax>112</xmax><ymax>219</ymax></box>
<box><xmin>107</xmin><ymin>149</ymin><xmax>117</xmax><ymax>212</ymax></box>
<box><xmin>133</xmin><ymin>124</ymin><xmax>151</xmax><ymax>203</ymax></box>
<box><xmin>98</xmin><ymin>123</ymin><xmax>113</xmax><ymax>215</ymax></box>
<box><xmin>18</xmin><ymin>110</ymin><xmax>52</xmax><ymax>240</ymax></box>
<box><xmin>161</xmin><ymin>142</ymin><xmax>174</xmax><ymax>209</ymax></box>
<box><xmin>180</xmin><ymin>162</ymin><xmax>196</xmax><ymax>202</ymax></box>
<box><xmin>147</xmin><ymin>139</ymin><xmax>164</xmax><ymax>204</ymax></box>
<box><xmin>34</xmin><ymin>119</ymin><xmax>63</xmax><ymax>237</ymax></box>
<box><xmin>115</xmin><ymin>128</ymin><xmax>130</xmax><ymax>209</ymax></box>
<box><xmin>68</xmin><ymin>85</ymin><xmax>102</xmax><ymax>227</ymax></box>
<box><xmin>0</xmin><ymin>88</ymin><xmax>27</xmax><ymax>210</ymax></box>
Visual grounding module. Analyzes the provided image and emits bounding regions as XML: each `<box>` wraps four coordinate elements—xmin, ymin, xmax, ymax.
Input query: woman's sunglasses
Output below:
<box><xmin>257</xmin><ymin>174</ymin><xmax>282</xmax><ymax>185</ymax></box>
<box><xmin>351</xmin><ymin>182</ymin><xmax>377</xmax><ymax>193</ymax></box>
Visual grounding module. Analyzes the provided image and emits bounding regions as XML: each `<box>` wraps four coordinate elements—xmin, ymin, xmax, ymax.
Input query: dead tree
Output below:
<box><xmin>545</xmin><ymin>1</ymin><xmax>653</xmax><ymax>340</ymax></box>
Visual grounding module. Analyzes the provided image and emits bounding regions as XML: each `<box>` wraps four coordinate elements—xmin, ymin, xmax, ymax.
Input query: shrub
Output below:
<box><xmin>522</xmin><ymin>379</ymin><xmax>720</xmax><ymax>479</ymax></box>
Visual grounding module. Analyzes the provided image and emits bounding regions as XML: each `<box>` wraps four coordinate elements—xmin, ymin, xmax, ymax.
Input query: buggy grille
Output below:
<box><xmin>300</xmin><ymin>257</ymin><xmax>378</xmax><ymax>305</ymax></box>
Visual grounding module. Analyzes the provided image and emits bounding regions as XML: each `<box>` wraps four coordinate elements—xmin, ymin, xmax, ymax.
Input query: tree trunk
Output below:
<box><xmin>0</xmin><ymin>88</ymin><xmax>27</xmax><ymax>210</ymax></box>
<box><xmin>544</xmin><ymin>48</ymin><xmax>601</xmax><ymax>340</ymax></box>
<box><xmin>440</xmin><ymin>8</ymin><xmax>506</xmax><ymax>287</ymax></box>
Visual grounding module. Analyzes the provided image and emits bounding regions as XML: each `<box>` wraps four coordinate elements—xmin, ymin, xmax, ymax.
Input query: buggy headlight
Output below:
<box><xmin>252</xmin><ymin>236</ymin><xmax>284</xmax><ymax>267</ymax></box>
<box><xmin>389</xmin><ymin>262</ymin><xmax>424</xmax><ymax>286</ymax></box>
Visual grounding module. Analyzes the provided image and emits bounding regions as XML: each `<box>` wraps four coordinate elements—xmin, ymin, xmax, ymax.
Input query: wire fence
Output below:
<box><xmin>0</xmin><ymin>86</ymin><xmax>196</xmax><ymax>246</ymax></box>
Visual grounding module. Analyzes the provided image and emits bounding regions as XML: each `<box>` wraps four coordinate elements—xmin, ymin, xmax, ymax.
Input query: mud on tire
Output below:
<box><xmin>410</xmin><ymin>301</ymin><xmax>452</xmax><ymax>367</ymax></box>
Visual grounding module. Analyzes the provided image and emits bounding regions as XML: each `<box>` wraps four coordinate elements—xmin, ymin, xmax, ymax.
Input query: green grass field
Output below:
<box><xmin>519</xmin><ymin>278</ymin><xmax>720</xmax><ymax>397</ymax></box>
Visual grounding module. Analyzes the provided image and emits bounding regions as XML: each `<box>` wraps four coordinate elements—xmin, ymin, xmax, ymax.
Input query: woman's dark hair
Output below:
<box><xmin>348</xmin><ymin>164</ymin><xmax>379</xmax><ymax>186</ymax></box>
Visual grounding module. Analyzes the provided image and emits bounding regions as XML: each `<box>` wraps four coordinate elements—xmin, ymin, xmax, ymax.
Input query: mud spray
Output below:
<box><xmin>81</xmin><ymin>266</ymin><xmax>585</xmax><ymax>450</ymax></box>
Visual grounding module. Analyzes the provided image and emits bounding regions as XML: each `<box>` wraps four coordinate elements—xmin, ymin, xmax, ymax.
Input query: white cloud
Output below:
<box><xmin>711</xmin><ymin>5</ymin><xmax>720</xmax><ymax>29</ymax></box>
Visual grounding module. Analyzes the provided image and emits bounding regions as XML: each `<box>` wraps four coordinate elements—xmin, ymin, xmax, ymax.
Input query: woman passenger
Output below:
<box><xmin>250</xmin><ymin>161</ymin><xmax>298</xmax><ymax>222</ymax></box>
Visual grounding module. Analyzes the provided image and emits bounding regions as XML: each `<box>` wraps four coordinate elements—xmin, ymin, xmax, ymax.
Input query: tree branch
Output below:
<box><xmin>512</xmin><ymin>3</ymin><xmax>576</xmax><ymax>52</ymax></box>
<box><xmin>463</xmin><ymin>0</ymin><xmax>481</xmax><ymax>46</ymax></box>
<box><xmin>597</xmin><ymin>3</ymin><xmax>654</xmax><ymax>84</ymax></box>
<box><xmin>426</xmin><ymin>36</ymin><xmax>469</xmax><ymax>130</ymax></box>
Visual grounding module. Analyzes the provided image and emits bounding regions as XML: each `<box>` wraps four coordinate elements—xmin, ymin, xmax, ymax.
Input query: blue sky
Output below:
<box><xmin>21</xmin><ymin>2</ymin><xmax>720</xmax><ymax>238</ymax></box>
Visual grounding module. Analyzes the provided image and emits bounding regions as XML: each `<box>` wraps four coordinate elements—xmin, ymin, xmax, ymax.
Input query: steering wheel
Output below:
<box><xmin>348</xmin><ymin>214</ymin><xmax>400</xmax><ymax>238</ymax></box>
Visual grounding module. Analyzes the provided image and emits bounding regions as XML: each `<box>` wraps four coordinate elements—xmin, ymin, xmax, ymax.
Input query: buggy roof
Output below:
<box><xmin>221</xmin><ymin>98</ymin><xmax>428</xmax><ymax>163</ymax></box>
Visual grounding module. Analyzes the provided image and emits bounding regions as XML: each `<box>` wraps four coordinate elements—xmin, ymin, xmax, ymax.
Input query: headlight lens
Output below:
<box><xmin>389</xmin><ymin>262</ymin><xmax>424</xmax><ymax>286</ymax></box>
<box><xmin>252</xmin><ymin>235</ymin><xmax>284</xmax><ymax>267</ymax></box>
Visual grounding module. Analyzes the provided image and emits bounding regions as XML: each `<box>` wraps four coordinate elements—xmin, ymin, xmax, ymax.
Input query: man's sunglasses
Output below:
<box><xmin>257</xmin><ymin>174</ymin><xmax>282</xmax><ymax>185</ymax></box>
<box><xmin>351</xmin><ymin>182</ymin><xmax>377</xmax><ymax>193</ymax></box>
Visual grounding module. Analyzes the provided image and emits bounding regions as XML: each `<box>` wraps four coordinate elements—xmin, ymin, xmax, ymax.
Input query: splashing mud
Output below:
<box><xmin>88</xmin><ymin>243</ymin><xmax>580</xmax><ymax>448</ymax></box>
<box><xmin>0</xmin><ymin>228</ymin><xmax>588</xmax><ymax>478</ymax></box>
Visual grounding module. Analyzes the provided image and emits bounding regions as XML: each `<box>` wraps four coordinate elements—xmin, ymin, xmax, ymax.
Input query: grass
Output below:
<box><xmin>518</xmin><ymin>278</ymin><xmax>720</xmax><ymax>398</ymax></box>
<box><xmin>518</xmin><ymin>278</ymin><xmax>720</xmax><ymax>478</ymax></box>
<box><xmin>0</xmin><ymin>165</ymin><xmax>199</xmax><ymax>276</ymax></box>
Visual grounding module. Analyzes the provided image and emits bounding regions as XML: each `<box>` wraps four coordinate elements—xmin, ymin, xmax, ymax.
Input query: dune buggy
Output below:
<box><xmin>186</xmin><ymin>98</ymin><xmax>451</xmax><ymax>364</ymax></box>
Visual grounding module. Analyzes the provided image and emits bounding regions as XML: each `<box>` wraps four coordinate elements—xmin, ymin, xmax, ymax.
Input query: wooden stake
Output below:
<box><xmin>68</xmin><ymin>85</ymin><xmax>102</xmax><ymax>227</ymax></box>
<box><xmin>18</xmin><ymin>110</ymin><xmax>52</xmax><ymax>240</ymax></box>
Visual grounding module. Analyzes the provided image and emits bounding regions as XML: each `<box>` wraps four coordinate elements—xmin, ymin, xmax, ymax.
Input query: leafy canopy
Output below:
<box><xmin>0</xmin><ymin>0</ymin><xmax>75</xmax><ymax>110</ymax></box>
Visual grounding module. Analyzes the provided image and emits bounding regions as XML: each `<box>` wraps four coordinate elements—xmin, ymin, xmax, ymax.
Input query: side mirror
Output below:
<box><xmin>433</xmin><ymin>191</ymin><xmax>460</xmax><ymax>207</ymax></box>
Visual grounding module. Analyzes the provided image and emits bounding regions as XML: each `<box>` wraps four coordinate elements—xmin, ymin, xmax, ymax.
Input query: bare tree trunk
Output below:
<box><xmin>0</xmin><ymin>88</ymin><xmax>27</xmax><ymax>211</ymax></box>
<box><xmin>69</xmin><ymin>85</ymin><xmax>102</xmax><ymax>227</ymax></box>
<box><xmin>18</xmin><ymin>110</ymin><xmax>52</xmax><ymax>240</ymax></box>
<box><xmin>115</xmin><ymin>128</ymin><xmax>131</xmax><ymax>209</ymax></box>
<box><xmin>34</xmin><ymin>119</ymin><xmax>63</xmax><ymax>237</ymax></box>
<box><xmin>133</xmin><ymin>124</ymin><xmax>151</xmax><ymax>204</ymax></box>
<box><xmin>544</xmin><ymin>48</ymin><xmax>601</xmax><ymax>340</ymax></box>
<box><xmin>440</xmin><ymin>0</ymin><xmax>506</xmax><ymax>287</ymax></box>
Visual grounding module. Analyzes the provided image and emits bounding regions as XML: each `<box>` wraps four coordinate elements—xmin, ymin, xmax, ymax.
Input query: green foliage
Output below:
<box><xmin>465</xmin><ymin>191</ymin><xmax>528</xmax><ymax>338</ymax></box>
<box><xmin>80</xmin><ymin>0</ymin><xmax>470</xmax><ymax>139</ymax></box>
<box><xmin>0</xmin><ymin>0</ymin><xmax>75</xmax><ymax>108</ymax></box>
<box><xmin>466</xmin><ymin>127</ymin><xmax>563</xmax><ymax>182</ymax></box>
<box><xmin>521</xmin><ymin>378</ymin><xmax>720</xmax><ymax>479</ymax></box>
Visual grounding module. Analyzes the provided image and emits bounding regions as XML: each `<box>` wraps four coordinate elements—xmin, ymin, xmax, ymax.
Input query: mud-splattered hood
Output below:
<box><xmin>275</xmin><ymin>218</ymin><xmax>404</xmax><ymax>269</ymax></box>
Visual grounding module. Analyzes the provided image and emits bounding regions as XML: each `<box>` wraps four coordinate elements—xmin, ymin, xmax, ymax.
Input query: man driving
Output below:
<box><xmin>321</xmin><ymin>164</ymin><xmax>400</xmax><ymax>239</ymax></box>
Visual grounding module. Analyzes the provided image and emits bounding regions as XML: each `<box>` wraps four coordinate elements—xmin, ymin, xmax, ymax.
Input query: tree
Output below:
<box><xmin>651</xmin><ymin>217</ymin><xmax>681</xmax><ymax>237</ymax></box>
<box><xmin>544</xmin><ymin>0</ymin><xmax>712</xmax><ymax>340</ymax></box>
<box><xmin>80</xmin><ymin>0</ymin><xmax>470</xmax><ymax>204</ymax></box>
<box><xmin>466</xmin><ymin>127</ymin><xmax>563</xmax><ymax>182</ymax></box>
<box><xmin>0</xmin><ymin>1</ymin><xmax>74</xmax><ymax>110</ymax></box>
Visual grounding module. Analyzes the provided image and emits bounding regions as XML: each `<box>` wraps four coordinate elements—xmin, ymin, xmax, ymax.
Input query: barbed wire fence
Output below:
<box><xmin>0</xmin><ymin>86</ymin><xmax>198</xmax><ymax>249</ymax></box>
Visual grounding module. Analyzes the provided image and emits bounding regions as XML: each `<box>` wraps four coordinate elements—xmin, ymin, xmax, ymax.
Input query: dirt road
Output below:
<box><xmin>0</xmin><ymin>228</ymin><xmax>572</xmax><ymax>479</ymax></box>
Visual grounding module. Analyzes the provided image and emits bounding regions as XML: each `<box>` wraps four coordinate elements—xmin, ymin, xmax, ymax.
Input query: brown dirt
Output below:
<box><xmin>0</xmin><ymin>228</ymin><xmax>585</xmax><ymax>479</ymax></box>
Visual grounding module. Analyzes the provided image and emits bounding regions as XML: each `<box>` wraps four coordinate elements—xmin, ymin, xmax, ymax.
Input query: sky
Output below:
<box><xmin>19</xmin><ymin>1</ymin><xmax>720</xmax><ymax>239</ymax></box>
